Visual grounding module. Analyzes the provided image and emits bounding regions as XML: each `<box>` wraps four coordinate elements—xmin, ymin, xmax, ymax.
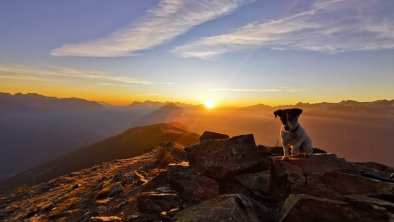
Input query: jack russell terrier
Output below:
<box><xmin>274</xmin><ymin>108</ymin><xmax>313</xmax><ymax>160</ymax></box>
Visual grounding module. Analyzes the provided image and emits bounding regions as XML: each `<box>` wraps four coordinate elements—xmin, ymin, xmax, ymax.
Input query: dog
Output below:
<box><xmin>274</xmin><ymin>108</ymin><xmax>313</xmax><ymax>160</ymax></box>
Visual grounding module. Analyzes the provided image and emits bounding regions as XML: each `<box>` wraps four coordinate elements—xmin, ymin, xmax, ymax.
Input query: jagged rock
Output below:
<box><xmin>137</xmin><ymin>191</ymin><xmax>180</xmax><ymax>214</ymax></box>
<box><xmin>280</xmin><ymin>194</ymin><xmax>393</xmax><ymax>222</ymax></box>
<box><xmin>199</xmin><ymin>131</ymin><xmax>229</xmax><ymax>142</ymax></box>
<box><xmin>236</xmin><ymin>170</ymin><xmax>271</xmax><ymax>193</ymax></box>
<box><xmin>185</xmin><ymin>134</ymin><xmax>271</xmax><ymax>179</ymax></box>
<box><xmin>155</xmin><ymin>142</ymin><xmax>187</xmax><ymax>167</ymax></box>
<box><xmin>96</xmin><ymin>184</ymin><xmax>123</xmax><ymax>199</ymax></box>
<box><xmin>174</xmin><ymin>194</ymin><xmax>264</xmax><ymax>222</ymax></box>
<box><xmin>168</xmin><ymin>163</ymin><xmax>219</xmax><ymax>203</ymax></box>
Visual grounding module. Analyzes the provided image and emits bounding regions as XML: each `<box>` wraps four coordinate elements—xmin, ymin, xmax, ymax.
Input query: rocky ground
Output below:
<box><xmin>0</xmin><ymin>131</ymin><xmax>393</xmax><ymax>222</ymax></box>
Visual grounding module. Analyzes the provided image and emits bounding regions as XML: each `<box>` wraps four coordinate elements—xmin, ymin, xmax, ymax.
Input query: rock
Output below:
<box><xmin>258</xmin><ymin>146</ymin><xmax>327</xmax><ymax>156</ymax></box>
<box><xmin>140</xmin><ymin>171</ymin><xmax>169</xmax><ymax>193</ymax></box>
<box><xmin>168</xmin><ymin>163</ymin><xmax>219</xmax><ymax>203</ymax></box>
<box><xmin>272</xmin><ymin>158</ymin><xmax>306</xmax><ymax>191</ymax></box>
<box><xmin>155</xmin><ymin>142</ymin><xmax>187</xmax><ymax>167</ymax></box>
<box><xmin>185</xmin><ymin>134</ymin><xmax>271</xmax><ymax>179</ymax></box>
<box><xmin>136</xmin><ymin>191</ymin><xmax>180</xmax><ymax>214</ymax></box>
<box><xmin>320</xmin><ymin>171</ymin><xmax>394</xmax><ymax>196</ymax></box>
<box><xmin>96</xmin><ymin>184</ymin><xmax>123</xmax><ymax>199</ymax></box>
<box><xmin>174</xmin><ymin>194</ymin><xmax>264</xmax><ymax>222</ymax></box>
<box><xmin>272</xmin><ymin>154</ymin><xmax>363</xmax><ymax>196</ymax></box>
<box><xmin>282</xmin><ymin>154</ymin><xmax>357</xmax><ymax>175</ymax></box>
<box><xmin>236</xmin><ymin>170</ymin><xmax>271</xmax><ymax>193</ymax></box>
<box><xmin>280</xmin><ymin>194</ymin><xmax>392</xmax><ymax>222</ymax></box>
<box><xmin>353</xmin><ymin>161</ymin><xmax>394</xmax><ymax>178</ymax></box>
<box><xmin>199</xmin><ymin>131</ymin><xmax>229</xmax><ymax>142</ymax></box>
<box><xmin>90</xmin><ymin>216</ymin><xmax>123</xmax><ymax>221</ymax></box>
<box><xmin>111</xmin><ymin>174</ymin><xmax>123</xmax><ymax>182</ymax></box>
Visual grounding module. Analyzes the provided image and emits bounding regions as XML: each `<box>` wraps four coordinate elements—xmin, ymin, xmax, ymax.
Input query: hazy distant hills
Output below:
<box><xmin>0</xmin><ymin>93</ymin><xmax>152</xmax><ymax>182</ymax></box>
<box><xmin>0</xmin><ymin>123</ymin><xmax>199</xmax><ymax>194</ymax></box>
<box><xmin>133</xmin><ymin>103</ymin><xmax>185</xmax><ymax>126</ymax></box>
<box><xmin>242</xmin><ymin>100</ymin><xmax>394</xmax><ymax>115</ymax></box>
<box><xmin>0</xmin><ymin>92</ymin><xmax>104</xmax><ymax>112</ymax></box>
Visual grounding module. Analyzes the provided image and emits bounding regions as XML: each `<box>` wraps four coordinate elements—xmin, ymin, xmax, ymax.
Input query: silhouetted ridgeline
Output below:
<box><xmin>0</xmin><ymin>123</ymin><xmax>199</xmax><ymax>194</ymax></box>
<box><xmin>0</xmin><ymin>131</ymin><xmax>393</xmax><ymax>221</ymax></box>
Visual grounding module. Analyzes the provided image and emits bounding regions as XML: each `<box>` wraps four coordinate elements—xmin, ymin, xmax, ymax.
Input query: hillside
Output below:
<box><xmin>0</xmin><ymin>123</ymin><xmax>199</xmax><ymax>194</ymax></box>
<box><xmin>0</xmin><ymin>92</ymin><xmax>152</xmax><ymax>182</ymax></box>
<box><xmin>0</xmin><ymin>132</ymin><xmax>392</xmax><ymax>221</ymax></box>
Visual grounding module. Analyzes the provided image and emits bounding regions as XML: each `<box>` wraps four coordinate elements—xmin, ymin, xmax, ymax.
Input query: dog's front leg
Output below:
<box><xmin>282</xmin><ymin>144</ymin><xmax>291</xmax><ymax>160</ymax></box>
<box><xmin>291</xmin><ymin>143</ymin><xmax>301</xmax><ymax>157</ymax></box>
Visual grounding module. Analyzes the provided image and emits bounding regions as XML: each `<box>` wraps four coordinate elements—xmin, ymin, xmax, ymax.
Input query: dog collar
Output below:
<box><xmin>290</xmin><ymin>125</ymin><xmax>299</xmax><ymax>133</ymax></box>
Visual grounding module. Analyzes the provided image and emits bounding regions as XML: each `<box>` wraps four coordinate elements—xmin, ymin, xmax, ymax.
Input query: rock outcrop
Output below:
<box><xmin>0</xmin><ymin>131</ymin><xmax>393</xmax><ymax>222</ymax></box>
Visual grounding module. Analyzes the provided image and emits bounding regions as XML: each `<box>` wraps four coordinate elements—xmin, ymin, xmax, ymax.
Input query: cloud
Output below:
<box><xmin>50</xmin><ymin>0</ymin><xmax>252</xmax><ymax>57</ymax></box>
<box><xmin>0</xmin><ymin>64</ymin><xmax>172</xmax><ymax>85</ymax></box>
<box><xmin>172</xmin><ymin>0</ymin><xmax>394</xmax><ymax>59</ymax></box>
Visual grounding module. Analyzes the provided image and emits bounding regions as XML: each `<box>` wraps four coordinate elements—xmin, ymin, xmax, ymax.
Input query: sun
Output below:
<box><xmin>204</xmin><ymin>99</ymin><xmax>215</xmax><ymax>109</ymax></box>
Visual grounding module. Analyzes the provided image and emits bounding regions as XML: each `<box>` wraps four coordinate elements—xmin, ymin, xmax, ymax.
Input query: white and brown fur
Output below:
<box><xmin>274</xmin><ymin>108</ymin><xmax>313</xmax><ymax>160</ymax></box>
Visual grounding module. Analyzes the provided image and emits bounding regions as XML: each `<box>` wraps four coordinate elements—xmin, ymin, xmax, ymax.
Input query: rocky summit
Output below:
<box><xmin>0</xmin><ymin>132</ymin><xmax>393</xmax><ymax>222</ymax></box>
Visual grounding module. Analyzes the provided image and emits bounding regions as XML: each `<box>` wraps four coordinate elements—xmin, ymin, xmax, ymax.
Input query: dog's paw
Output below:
<box><xmin>300</xmin><ymin>153</ymin><xmax>311</xmax><ymax>158</ymax></box>
<box><xmin>281</xmin><ymin>156</ymin><xmax>290</xmax><ymax>160</ymax></box>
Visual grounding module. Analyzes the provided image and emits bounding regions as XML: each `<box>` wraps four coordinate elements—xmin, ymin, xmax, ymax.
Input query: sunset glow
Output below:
<box><xmin>0</xmin><ymin>0</ymin><xmax>393</xmax><ymax>106</ymax></box>
<box><xmin>204</xmin><ymin>100</ymin><xmax>215</xmax><ymax>109</ymax></box>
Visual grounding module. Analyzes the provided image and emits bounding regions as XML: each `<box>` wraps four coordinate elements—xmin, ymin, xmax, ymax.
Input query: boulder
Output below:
<box><xmin>174</xmin><ymin>194</ymin><xmax>264</xmax><ymax>222</ymax></box>
<box><xmin>154</xmin><ymin>142</ymin><xmax>187</xmax><ymax>167</ymax></box>
<box><xmin>235</xmin><ymin>170</ymin><xmax>271</xmax><ymax>193</ymax></box>
<box><xmin>320</xmin><ymin>171</ymin><xmax>394</xmax><ymax>196</ymax></box>
<box><xmin>280</xmin><ymin>194</ymin><xmax>393</xmax><ymax>222</ymax></box>
<box><xmin>199</xmin><ymin>131</ymin><xmax>229</xmax><ymax>142</ymax></box>
<box><xmin>136</xmin><ymin>191</ymin><xmax>180</xmax><ymax>214</ymax></box>
<box><xmin>272</xmin><ymin>154</ymin><xmax>364</xmax><ymax>196</ymax></box>
<box><xmin>185</xmin><ymin>134</ymin><xmax>272</xmax><ymax>179</ymax></box>
<box><xmin>167</xmin><ymin>163</ymin><xmax>219</xmax><ymax>203</ymax></box>
<box><xmin>282</xmin><ymin>154</ymin><xmax>357</xmax><ymax>175</ymax></box>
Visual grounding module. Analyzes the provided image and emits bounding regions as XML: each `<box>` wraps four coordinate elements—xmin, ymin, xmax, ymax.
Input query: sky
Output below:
<box><xmin>0</xmin><ymin>0</ymin><xmax>393</xmax><ymax>106</ymax></box>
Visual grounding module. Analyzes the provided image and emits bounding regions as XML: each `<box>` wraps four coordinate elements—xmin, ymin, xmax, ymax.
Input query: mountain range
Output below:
<box><xmin>0</xmin><ymin>92</ymin><xmax>393</xmax><ymax>184</ymax></box>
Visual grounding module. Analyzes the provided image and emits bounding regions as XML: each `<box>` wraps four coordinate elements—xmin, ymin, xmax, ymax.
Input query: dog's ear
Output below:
<box><xmin>292</xmin><ymin>108</ymin><xmax>303</xmax><ymax>117</ymax></box>
<box><xmin>274</xmin><ymin>109</ymin><xmax>282</xmax><ymax>118</ymax></box>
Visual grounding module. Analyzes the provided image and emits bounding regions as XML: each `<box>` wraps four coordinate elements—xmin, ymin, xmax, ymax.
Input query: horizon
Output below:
<box><xmin>2</xmin><ymin>91</ymin><xmax>393</xmax><ymax>108</ymax></box>
<box><xmin>1</xmin><ymin>0</ymin><xmax>393</xmax><ymax>106</ymax></box>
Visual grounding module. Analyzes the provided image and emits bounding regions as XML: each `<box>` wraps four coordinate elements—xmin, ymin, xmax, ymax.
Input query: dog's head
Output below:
<box><xmin>274</xmin><ymin>108</ymin><xmax>303</xmax><ymax>131</ymax></box>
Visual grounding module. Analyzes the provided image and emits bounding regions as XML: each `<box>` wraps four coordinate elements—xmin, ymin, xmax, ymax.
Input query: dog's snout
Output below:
<box><xmin>284</xmin><ymin>126</ymin><xmax>290</xmax><ymax>131</ymax></box>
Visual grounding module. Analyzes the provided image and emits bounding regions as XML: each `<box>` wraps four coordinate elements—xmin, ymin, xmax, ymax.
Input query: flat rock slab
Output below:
<box><xmin>280</xmin><ymin>194</ymin><xmax>393</xmax><ymax>222</ymax></box>
<box><xmin>185</xmin><ymin>134</ymin><xmax>271</xmax><ymax>179</ymax></box>
<box><xmin>174</xmin><ymin>194</ymin><xmax>262</xmax><ymax>222</ymax></box>
<box><xmin>276</xmin><ymin>154</ymin><xmax>356</xmax><ymax>175</ymax></box>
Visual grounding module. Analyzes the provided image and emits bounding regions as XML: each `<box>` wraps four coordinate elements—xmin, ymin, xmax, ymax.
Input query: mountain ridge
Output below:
<box><xmin>0</xmin><ymin>123</ymin><xmax>199</xmax><ymax>195</ymax></box>
<box><xmin>0</xmin><ymin>131</ymin><xmax>392</xmax><ymax>221</ymax></box>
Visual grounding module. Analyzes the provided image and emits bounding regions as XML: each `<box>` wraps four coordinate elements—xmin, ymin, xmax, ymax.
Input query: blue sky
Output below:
<box><xmin>0</xmin><ymin>0</ymin><xmax>393</xmax><ymax>105</ymax></box>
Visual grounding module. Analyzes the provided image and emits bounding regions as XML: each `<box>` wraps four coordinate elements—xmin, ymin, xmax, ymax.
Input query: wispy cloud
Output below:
<box><xmin>50</xmin><ymin>0</ymin><xmax>252</xmax><ymax>57</ymax></box>
<box><xmin>172</xmin><ymin>0</ymin><xmax>394</xmax><ymax>59</ymax></box>
<box><xmin>0</xmin><ymin>64</ymin><xmax>172</xmax><ymax>85</ymax></box>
